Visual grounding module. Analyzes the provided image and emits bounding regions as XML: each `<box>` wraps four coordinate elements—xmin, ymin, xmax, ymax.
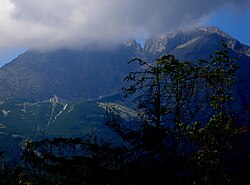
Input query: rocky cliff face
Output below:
<box><xmin>0</xmin><ymin>26</ymin><xmax>249</xmax><ymax>102</ymax></box>
<box><xmin>144</xmin><ymin>26</ymin><xmax>250</xmax><ymax>61</ymax></box>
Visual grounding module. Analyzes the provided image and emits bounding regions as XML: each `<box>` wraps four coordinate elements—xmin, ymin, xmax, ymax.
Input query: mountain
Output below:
<box><xmin>0</xmin><ymin>26</ymin><xmax>249</xmax><ymax>104</ymax></box>
<box><xmin>0</xmin><ymin>41</ymin><xmax>142</xmax><ymax>101</ymax></box>
<box><xmin>0</xmin><ymin>26</ymin><xmax>250</xmax><ymax>166</ymax></box>
<box><xmin>144</xmin><ymin>27</ymin><xmax>250</xmax><ymax>109</ymax></box>
<box><xmin>144</xmin><ymin>26</ymin><xmax>250</xmax><ymax>60</ymax></box>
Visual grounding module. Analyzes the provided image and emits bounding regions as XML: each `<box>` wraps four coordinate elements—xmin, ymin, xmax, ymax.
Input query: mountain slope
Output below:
<box><xmin>0</xmin><ymin>98</ymin><xmax>107</xmax><ymax>137</ymax></box>
<box><xmin>0</xmin><ymin>26</ymin><xmax>249</xmax><ymax>103</ymax></box>
<box><xmin>0</xmin><ymin>41</ymin><xmax>142</xmax><ymax>101</ymax></box>
<box><xmin>144</xmin><ymin>26</ymin><xmax>250</xmax><ymax>61</ymax></box>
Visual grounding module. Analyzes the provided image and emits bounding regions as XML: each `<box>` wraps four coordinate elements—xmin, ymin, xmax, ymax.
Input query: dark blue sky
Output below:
<box><xmin>206</xmin><ymin>5</ymin><xmax>250</xmax><ymax>46</ymax></box>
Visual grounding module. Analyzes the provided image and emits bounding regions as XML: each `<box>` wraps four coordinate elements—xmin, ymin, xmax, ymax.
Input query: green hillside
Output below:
<box><xmin>0</xmin><ymin>96</ymin><xmax>134</xmax><ymax>166</ymax></box>
<box><xmin>0</xmin><ymin>98</ymin><xmax>107</xmax><ymax>138</ymax></box>
<box><xmin>0</xmin><ymin>94</ymin><xmax>138</xmax><ymax>140</ymax></box>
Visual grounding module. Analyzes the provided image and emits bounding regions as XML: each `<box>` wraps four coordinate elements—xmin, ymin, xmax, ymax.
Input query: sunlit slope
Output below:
<box><xmin>0</xmin><ymin>99</ymin><xmax>105</xmax><ymax>137</ymax></box>
<box><xmin>0</xmin><ymin>95</ymin><xmax>138</xmax><ymax>138</ymax></box>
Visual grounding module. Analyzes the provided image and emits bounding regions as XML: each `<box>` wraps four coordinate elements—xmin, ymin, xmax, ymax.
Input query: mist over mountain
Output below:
<box><xmin>1</xmin><ymin>0</ymin><xmax>249</xmax><ymax>50</ymax></box>
<box><xmin>0</xmin><ymin>26</ymin><xmax>249</xmax><ymax>105</ymax></box>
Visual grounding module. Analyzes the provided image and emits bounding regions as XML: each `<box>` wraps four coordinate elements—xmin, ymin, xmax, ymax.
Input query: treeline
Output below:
<box><xmin>0</xmin><ymin>44</ymin><xmax>249</xmax><ymax>185</ymax></box>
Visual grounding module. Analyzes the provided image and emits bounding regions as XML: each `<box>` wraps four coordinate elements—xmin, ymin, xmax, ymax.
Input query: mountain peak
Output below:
<box><xmin>143</xmin><ymin>26</ymin><xmax>250</xmax><ymax>60</ymax></box>
<box><xmin>199</xmin><ymin>26</ymin><xmax>233</xmax><ymax>39</ymax></box>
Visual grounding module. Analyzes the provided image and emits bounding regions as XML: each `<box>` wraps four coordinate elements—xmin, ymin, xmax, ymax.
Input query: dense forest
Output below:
<box><xmin>0</xmin><ymin>44</ymin><xmax>249</xmax><ymax>185</ymax></box>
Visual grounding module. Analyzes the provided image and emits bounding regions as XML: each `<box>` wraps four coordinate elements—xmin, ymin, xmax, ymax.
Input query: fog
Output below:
<box><xmin>0</xmin><ymin>0</ymin><xmax>249</xmax><ymax>50</ymax></box>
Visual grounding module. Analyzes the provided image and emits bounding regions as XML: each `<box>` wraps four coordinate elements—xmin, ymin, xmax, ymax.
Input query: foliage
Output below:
<box><xmin>121</xmin><ymin>55</ymin><xmax>206</xmax><ymax>181</ymax></box>
<box><xmin>190</xmin><ymin>43</ymin><xmax>241</xmax><ymax>185</ymax></box>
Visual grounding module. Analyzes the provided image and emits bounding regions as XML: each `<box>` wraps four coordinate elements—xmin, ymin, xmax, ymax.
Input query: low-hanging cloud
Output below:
<box><xmin>0</xmin><ymin>0</ymin><xmax>249</xmax><ymax>50</ymax></box>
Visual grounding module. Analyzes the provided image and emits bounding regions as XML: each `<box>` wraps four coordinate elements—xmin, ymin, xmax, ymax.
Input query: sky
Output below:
<box><xmin>0</xmin><ymin>0</ymin><xmax>249</xmax><ymax>66</ymax></box>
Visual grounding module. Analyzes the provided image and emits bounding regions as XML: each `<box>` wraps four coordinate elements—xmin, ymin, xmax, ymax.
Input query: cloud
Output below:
<box><xmin>0</xmin><ymin>0</ymin><xmax>249</xmax><ymax>50</ymax></box>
